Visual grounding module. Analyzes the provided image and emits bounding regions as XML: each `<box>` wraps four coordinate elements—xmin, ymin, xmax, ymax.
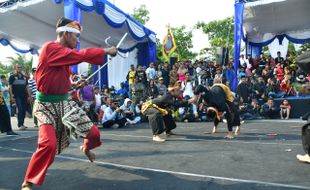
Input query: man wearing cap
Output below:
<box><xmin>194</xmin><ymin>83</ymin><xmax>241</xmax><ymax>139</ymax></box>
<box><xmin>142</xmin><ymin>83</ymin><xmax>197</xmax><ymax>142</ymax></box>
<box><xmin>21</xmin><ymin>17</ymin><xmax>117</xmax><ymax>190</ymax></box>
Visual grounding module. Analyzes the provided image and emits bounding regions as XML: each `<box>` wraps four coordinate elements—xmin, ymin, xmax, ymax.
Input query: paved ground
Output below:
<box><xmin>0</xmin><ymin>117</ymin><xmax>309</xmax><ymax>190</ymax></box>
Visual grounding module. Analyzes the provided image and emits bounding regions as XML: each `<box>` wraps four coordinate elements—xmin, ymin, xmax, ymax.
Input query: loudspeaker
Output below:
<box><xmin>170</xmin><ymin>57</ymin><xmax>177</xmax><ymax>65</ymax></box>
<box><xmin>216</xmin><ymin>47</ymin><xmax>229</xmax><ymax>65</ymax></box>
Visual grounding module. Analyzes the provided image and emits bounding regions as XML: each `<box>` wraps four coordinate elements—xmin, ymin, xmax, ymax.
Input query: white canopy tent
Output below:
<box><xmin>233</xmin><ymin>0</ymin><xmax>310</xmax><ymax>89</ymax></box>
<box><xmin>0</xmin><ymin>0</ymin><xmax>156</xmax><ymax>89</ymax></box>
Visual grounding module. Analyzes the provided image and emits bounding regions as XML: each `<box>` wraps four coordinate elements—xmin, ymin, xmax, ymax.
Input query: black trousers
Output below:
<box><xmin>0</xmin><ymin>102</ymin><xmax>13</xmax><ymax>133</ymax></box>
<box><xmin>225</xmin><ymin>101</ymin><xmax>241</xmax><ymax>132</ymax></box>
<box><xmin>102</xmin><ymin>118</ymin><xmax>127</xmax><ymax>128</ymax></box>
<box><xmin>143</xmin><ymin>107</ymin><xmax>176</xmax><ymax>135</ymax></box>
<box><xmin>302</xmin><ymin>122</ymin><xmax>310</xmax><ymax>155</ymax></box>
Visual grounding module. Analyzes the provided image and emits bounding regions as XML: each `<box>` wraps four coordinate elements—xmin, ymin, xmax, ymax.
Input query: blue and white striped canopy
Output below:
<box><xmin>0</xmin><ymin>0</ymin><xmax>156</xmax><ymax>54</ymax></box>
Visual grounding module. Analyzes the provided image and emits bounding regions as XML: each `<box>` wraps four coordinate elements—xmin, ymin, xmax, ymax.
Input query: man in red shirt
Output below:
<box><xmin>21</xmin><ymin>17</ymin><xmax>117</xmax><ymax>190</ymax></box>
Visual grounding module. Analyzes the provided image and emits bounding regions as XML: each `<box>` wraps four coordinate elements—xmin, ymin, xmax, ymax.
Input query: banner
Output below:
<box><xmin>162</xmin><ymin>26</ymin><xmax>177</xmax><ymax>60</ymax></box>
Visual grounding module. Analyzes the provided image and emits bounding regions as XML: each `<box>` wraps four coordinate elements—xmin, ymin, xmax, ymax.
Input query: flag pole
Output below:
<box><xmin>86</xmin><ymin>33</ymin><xmax>128</xmax><ymax>82</ymax></box>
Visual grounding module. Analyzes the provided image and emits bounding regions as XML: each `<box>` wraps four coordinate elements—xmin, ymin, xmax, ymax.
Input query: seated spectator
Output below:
<box><xmin>266</xmin><ymin>78</ymin><xmax>285</xmax><ymax>98</ymax></box>
<box><xmin>157</xmin><ymin>77</ymin><xmax>167</xmax><ymax>96</ymax></box>
<box><xmin>120</xmin><ymin>98</ymin><xmax>141</xmax><ymax>124</ymax></box>
<box><xmin>280</xmin><ymin>74</ymin><xmax>296</xmax><ymax>96</ymax></box>
<box><xmin>239</xmin><ymin>99</ymin><xmax>262</xmax><ymax>120</ymax></box>
<box><xmin>296</xmin><ymin>68</ymin><xmax>308</xmax><ymax>84</ymax></box>
<box><xmin>144</xmin><ymin>79</ymin><xmax>159</xmax><ymax>100</ymax></box>
<box><xmin>178</xmin><ymin>96</ymin><xmax>199</xmax><ymax>122</ymax></box>
<box><xmin>101</xmin><ymin>99</ymin><xmax>127</xmax><ymax>128</ymax></box>
<box><xmin>261</xmin><ymin>98</ymin><xmax>279</xmax><ymax>119</ymax></box>
<box><xmin>280</xmin><ymin>99</ymin><xmax>291</xmax><ymax>119</ymax></box>
<box><xmin>253</xmin><ymin>76</ymin><xmax>266</xmax><ymax>104</ymax></box>
<box><xmin>198</xmin><ymin>99</ymin><xmax>208</xmax><ymax>122</ymax></box>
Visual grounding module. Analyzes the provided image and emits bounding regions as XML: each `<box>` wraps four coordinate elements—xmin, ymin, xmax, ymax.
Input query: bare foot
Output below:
<box><xmin>80</xmin><ymin>146</ymin><xmax>95</xmax><ymax>162</ymax></box>
<box><xmin>225</xmin><ymin>132</ymin><xmax>234</xmax><ymax>139</ymax></box>
<box><xmin>234</xmin><ymin>126</ymin><xmax>240</xmax><ymax>136</ymax></box>
<box><xmin>21</xmin><ymin>181</ymin><xmax>32</xmax><ymax>190</ymax></box>
<box><xmin>296</xmin><ymin>154</ymin><xmax>310</xmax><ymax>163</ymax></box>
<box><xmin>211</xmin><ymin>126</ymin><xmax>217</xmax><ymax>134</ymax></box>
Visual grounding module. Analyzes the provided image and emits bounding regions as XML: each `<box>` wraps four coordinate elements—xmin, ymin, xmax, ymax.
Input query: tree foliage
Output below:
<box><xmin>196</xmin><ymin>17</ymin><xmax>234</xmax><ymax>56</ymax></box>
<box><xmin>172</xmin><ymin>25</ymin><xmax>196</xmax><ymax>60</ymax></box>
<box><xmin>130</xmin><ymin>4</ymin><xmax>150</xmax><ymax>25</ymax></box>
<box><xmin>4</xmin><ymin>54</ymin><xmax>33</xmax><ymax>76</ymax></box>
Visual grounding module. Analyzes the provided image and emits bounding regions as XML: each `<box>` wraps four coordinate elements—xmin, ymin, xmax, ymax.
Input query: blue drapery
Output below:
<box><xmin>91</xmin><ymin>55</ymin><xmax>108</xmax><ymax>88</ymax></box>
<box><xmin>0</xmin><ymin>38</ymin><xmax>37</xmax><ymax>55</ymax></box>
<box><xmin>233</xmin><ymin>2</ymin><xmax>244</xmax><ymax>91</ymax></box>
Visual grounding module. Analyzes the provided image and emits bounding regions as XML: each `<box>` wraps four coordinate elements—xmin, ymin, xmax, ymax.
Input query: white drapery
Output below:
<box><xmin>268</xmin><ymin>38</ymin><xmax>288</xmax><ymax>59</ymax></box>
<box><xmin>108</xmin><ymin>48</ymin><xmax>138</xmax><ymax>89</ymax></box>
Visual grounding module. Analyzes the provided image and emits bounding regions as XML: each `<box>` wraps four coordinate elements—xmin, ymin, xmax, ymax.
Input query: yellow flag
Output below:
<box><xmin>162</xmin><ymin>26</ymin><xmax>177</xmax><ymax>60</ymax></box>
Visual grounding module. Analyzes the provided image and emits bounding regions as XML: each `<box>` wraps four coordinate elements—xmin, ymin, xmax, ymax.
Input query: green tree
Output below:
<box><xmin>196</xmin><ymin>17</ymin><xmax>234</xmax><ymax>57</ymax></box>
<box><xmin>130</xmin><ymin>4</ymin><xmax>150</xmax><ymax>25</ymax></box>
<box><xmin>172</xmin><ymin>25</ymin><xmax>196</xmax><ymax>60</ymax></box>
<box><xmin>6</xmin><ymin>54</ymin><xmax>33</xmax><ymax>76</ymax></box>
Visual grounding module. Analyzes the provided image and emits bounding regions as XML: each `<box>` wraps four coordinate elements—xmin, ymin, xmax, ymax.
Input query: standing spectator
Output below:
<box><xmin>136</xmin><ymin>65</ymin><xmax>148</xmax><ymax>86</ymax></box>
<box><xmin>169</xmin><ymin>65</ymin><xmax>179</xmax><ymax>85</ymax></box>
<box><xmin>1</xmin><ymin>75</ymin><xmax>11</xmax><ymax>113</ymax></box>
<box><xmin>225</xmin><ymin>63</ymin><xmax>235</xmax><ymax>90</ymax></box>
<box><xmin>0</xmin><ymin>79</ymin><xmax>19</xmax><ymax>136</ymax></box>
<box><xmin>239</xmin><ymin>54</ymin><xmax>248</xmax><ymax>70</ymax></box>
<box><xmin>9</xmin><ymin>64</ymin><xmax>32</xmax><ymax>130</ymax></box>
<box><xmin>280</xmin><ymin>99</ymin><xmax>291</xmax><ymax>119</ymax></box>
<box><xmin>28</xmin><ymin>68</ymin><xmax>38</xmax><ymax>127</ymax></box>
<box><xmin>161</xmin><ymin>63</ymin><xmax>170</xmax><ymax>87</ymax></box>
<box><xmin>131</xmin><ymin>77</ymin><xmax>145</xmax><ymax>106</ymax></box>
<box><xmin>275</xmin><ymin>51</ymin><xmax>284</xmax><ymax>65</ymax></box>
<box><xmin>261</xmin><ymin>98</ymin><xmax>279</xmax><ymax>119</ymax></box>
<box><xmin>126</xmin><ymin>64</ymin><xmax>136</xmax><ymax>98</ymax></box>
<box><xmin>144</xmin><ymin>79</ymin><xmax>159</xmax><ymax>100</ymax></box>
<box><xmin>155</xmin><ymin>64</ymin><xmax>163</xmax><ymax>80</ymax></box>
<box><xmin>145</xmin><ymin>63</ymin><xmax>156</xmax><ymax>82</ymax></box>
<box><xmin>94</xmin><ymin>87</ymin><xmax>102</xmax><ymax>112</ymax></box>
<box><xmin>177</xmin><ymin>63</ymin><xmax>188</xmax><ymax>82</ymax></box>
<box><xmin>236</xmin><ymin>76</ymin><xmax>250</xmax><ymax>103</ymax></box>
<box><xmin>157</xmin><ymin>77</ymin><xmax>167</xmax><ymax>96</ymax></box>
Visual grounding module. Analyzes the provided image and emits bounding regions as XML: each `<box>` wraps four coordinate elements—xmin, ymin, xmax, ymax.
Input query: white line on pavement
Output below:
<box><xmin>103</xmin><ymin>133</ymin><xmax>301</xmax><ymax>146</ymax></box>
<box><xmin>0</xmin><ymin>146</ymin><xmax>309</xmax><ymax>190</ymax></box>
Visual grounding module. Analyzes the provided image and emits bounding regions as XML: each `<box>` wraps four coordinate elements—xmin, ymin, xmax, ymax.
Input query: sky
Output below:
<box><xmin>0</xmin><ymin>0</ymin><xmax>234</xmax><ymax>63</ymax></box>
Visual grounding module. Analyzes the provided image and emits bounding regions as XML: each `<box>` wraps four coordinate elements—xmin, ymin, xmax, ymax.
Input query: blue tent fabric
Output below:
<box><xmin>233</xmin><ymin>2</ymin><xmax>244</xmax><ymax>91</ymax></box>
<box><xmin>0</xmin><ymin>38</ymin><xmax>37</xmax><ymax>55</ymax></box>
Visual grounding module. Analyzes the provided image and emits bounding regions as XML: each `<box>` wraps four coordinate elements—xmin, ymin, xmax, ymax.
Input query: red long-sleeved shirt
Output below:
<box><xmin>36</xmin><ymin>41</ymin><xmax>105</xmax><ymax>95</ymax></box>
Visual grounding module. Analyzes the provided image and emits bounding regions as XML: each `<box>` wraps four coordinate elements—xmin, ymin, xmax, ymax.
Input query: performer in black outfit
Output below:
<box><xmin>194</xmin><ymin>83</ymin><xmax>241</xmax><ymax>139</ymax></box>
<box><xmin>142</xmin><ymin>84</ymin><xmax>197</xmax><ymax>142</ymax></box>
<box><xmin>296</xmin><ymin>51</ymin><xmax>310</xmax><ymax>163</ymax></box>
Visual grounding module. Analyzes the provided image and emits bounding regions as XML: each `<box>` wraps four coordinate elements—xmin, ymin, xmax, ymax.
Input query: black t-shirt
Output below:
<box><xmin>9</xmin><ymin>73</ymin><xmax>28</xmax><ymax>97</ymax></box>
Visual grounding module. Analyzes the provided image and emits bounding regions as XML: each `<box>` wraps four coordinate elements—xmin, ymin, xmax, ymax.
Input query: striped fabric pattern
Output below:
<box><xmin>28</xmin><ymin>78</ymin><xmax>37</xmax><ymax>98</ymax></box>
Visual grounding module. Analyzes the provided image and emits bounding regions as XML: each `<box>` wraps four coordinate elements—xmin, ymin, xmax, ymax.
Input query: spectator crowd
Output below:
<box><xmin>1</xmin><ymin>51</ymin><xmax>310</xmax><ymax>133</ymax></box>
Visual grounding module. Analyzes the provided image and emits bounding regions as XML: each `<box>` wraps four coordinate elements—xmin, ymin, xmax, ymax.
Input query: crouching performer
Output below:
<box><xmin>142</xmin><ymin>84</ymin><xmax>197</xmax><ymax>142</ymax></box>
<box><xmin>21</xmin><ymin>17</ymin><xmax>117</xmax><ymax>190</ymax></box>
<box><xmin>194</xmin><ymin>84</ymin><xmax>241</xmax><ymax>139</ymax></box>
